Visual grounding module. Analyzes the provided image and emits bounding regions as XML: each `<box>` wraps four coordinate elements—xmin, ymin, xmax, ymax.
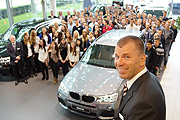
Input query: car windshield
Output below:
<box><xmin>82</xmin><ymin>44</ymin><xmax>115</xmax><ymax>69</ymax></box>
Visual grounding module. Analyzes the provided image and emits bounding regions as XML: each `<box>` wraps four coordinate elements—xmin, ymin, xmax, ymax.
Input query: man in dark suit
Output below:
<box><xmin>145</xmin><ymin>39</ymin><xmax>158</xmax><ymax>75</ymax></box>
<box><xmin>7</xmin><ymin>35</ymin><xmax>28</xmax><ymax>86</ymax></box>
<box><xmin>65</xmin><ymin>11</ymin><xmax>71</xmax><ymax>22</ymax></box>
<box><xmin>48</xmin><ymin>11</ymin><xmax>57</xmax><ymax>19</ymax></box>
<box><xmin>114</xmin><ymin>35</ymin><xmax>166</xmax><ymax>120</ymax></box>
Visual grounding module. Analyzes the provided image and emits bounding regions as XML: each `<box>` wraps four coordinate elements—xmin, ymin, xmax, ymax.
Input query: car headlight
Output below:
<box><xmin>97</xmin><ymin>93</ymin><xmax>118</xmax><ymax>103</ymax></box>
<box><xmin>58</xmin><ymin>82</ymin><xmax>69</xmax><ymax>94</ymax></box>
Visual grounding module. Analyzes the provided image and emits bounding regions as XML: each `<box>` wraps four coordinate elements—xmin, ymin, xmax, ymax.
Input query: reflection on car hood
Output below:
<box><xmin>62</xmin><ymin>62</ymin><xmax>124</xmax><ymax>96</ymax></box>
<box><xmin>0</xmin><ymin>40</ymin><xmax>9</xmax><ymax>57</ymax></box>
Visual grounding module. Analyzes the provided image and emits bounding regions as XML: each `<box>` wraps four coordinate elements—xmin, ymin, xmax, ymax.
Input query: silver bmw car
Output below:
<box><xmin>57</xmin><ymin>30</ymin><xmax>143</xmax><ymax>119</ymax></box>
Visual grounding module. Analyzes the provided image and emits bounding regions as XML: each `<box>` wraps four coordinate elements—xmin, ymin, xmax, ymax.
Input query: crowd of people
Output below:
<box><xmin>7</xmin><ymin>4</ymin><xmax>178</xmax><ymax>85</ymax></box>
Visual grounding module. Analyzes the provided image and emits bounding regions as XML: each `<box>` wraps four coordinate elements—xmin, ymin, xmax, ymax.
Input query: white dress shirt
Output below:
<box><xmin>127</xmin><ymin>67</ymin><xmax>147</xmax><ymax>89</ymax></box>
<box><xmin>27</xmin><ymin>42</ymin><xmax>33</xmax><ymax>57</ymax></box>
<box><xmin>35</xmin><ymin>47</ymin><xmax>48</xmax><ymax>62</ymax></box>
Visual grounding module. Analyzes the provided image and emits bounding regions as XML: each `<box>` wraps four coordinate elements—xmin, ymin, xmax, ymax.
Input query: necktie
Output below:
<box><xmin>122</xmin><ymin>82</ymin><xmax>128</xmax><ymax>99</ymax></box>
<box><xmin>13</xmin><ymin>43</ymin><xmax>16</xmax><ymax>51</ymax></box>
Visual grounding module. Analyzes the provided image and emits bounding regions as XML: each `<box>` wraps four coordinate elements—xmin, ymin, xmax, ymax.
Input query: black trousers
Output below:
<box><xmin>39</xmin><ymin>61</ymin><xmax>49</xmax><ymax>78</ymax></box>
<box><xmin>49</xmin><ymin>60</ymin><xmax>58</xmax><ymax>78</ymax></box>
<box><xmin>60</xmin><ymin>61</ymin><xmax>69</xmax><ymax>76</ymax></box>
<box><xmin>12</xmin><ymin>59</ymin><xmax>25</xmax><ymax>82</ymax></box>
<box><xmin>34</xmin><ymin>53</ymin><xmax>40</xmax><ymax>72</ymax></box>
<box><xmin>26</xmin><ymin>56</ymin><xmax>36</xmax><ymax>75</ymax></box>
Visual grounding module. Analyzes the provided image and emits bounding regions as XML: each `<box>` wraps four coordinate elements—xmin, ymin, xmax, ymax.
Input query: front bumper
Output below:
<box><xmin>0</xmin><ymin>57</ymin><xmax>12</xmax><ymax>75</ymax></box>
<box><xmin>57</xmin><ymin>91</ymin><xmax>121</xmax><ymax>119</ymax></box>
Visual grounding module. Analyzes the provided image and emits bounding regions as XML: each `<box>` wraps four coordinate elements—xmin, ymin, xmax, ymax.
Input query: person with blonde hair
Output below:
<box><xmin>30</xmin><ymin>30</ymin><xmax>40</xmax><ymax>73</ymax></box>
<box><xmin>72</xmin><ymin>30</ymin><xmax>79</xmax><ymax>42</ymax></box>
<box><xmin>21</xmin><ymin>32</ymin><xmax>37</xmax><ymax>77</ymax></box>
<box><xmin>80</xmin><ymin>29</ymin><xmax>89</xmax><ymax>52</ymax></box>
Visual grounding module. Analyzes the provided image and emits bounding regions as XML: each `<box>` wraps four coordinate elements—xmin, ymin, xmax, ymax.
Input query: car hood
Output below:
<box><xmin>0</xmin><ymin>40</ymin><xmax>9</xmax><ymax>57</ymax></box>
<box><xmin>61</xmin><ymin>62</ymin><xmax>124</xmax><ymax>96</ymax></box>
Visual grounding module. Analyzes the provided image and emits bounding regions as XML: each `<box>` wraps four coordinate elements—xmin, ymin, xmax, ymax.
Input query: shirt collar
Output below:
<box><xmin>12</xmin><ymin>41</ymin><xmax>16</xmax><ymax>45</ymax></box>
<box><xmin>126</xmin><ymin>67</ymin><xmax>147</xmax><ymax>89</ymax></box>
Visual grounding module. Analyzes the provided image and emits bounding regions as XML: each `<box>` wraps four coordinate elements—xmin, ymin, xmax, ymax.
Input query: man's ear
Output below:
<box><xmin>140</xmin><ymin>54</ymin><xmax>146</xmax><ymax>67</ymax></box>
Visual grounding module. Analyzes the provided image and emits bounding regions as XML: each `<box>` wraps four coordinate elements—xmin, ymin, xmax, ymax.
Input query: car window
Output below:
<box><xmin>82</xmin><ymin>44</ymin><xmax>115</xmax><ymax>69</ymax></box>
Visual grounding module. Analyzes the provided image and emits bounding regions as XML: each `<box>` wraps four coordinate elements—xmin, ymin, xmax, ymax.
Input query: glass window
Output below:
<box><xmin>0</xmin><ymin>0</ymin><xmax>43</xmax><ymax>34</ymax></box>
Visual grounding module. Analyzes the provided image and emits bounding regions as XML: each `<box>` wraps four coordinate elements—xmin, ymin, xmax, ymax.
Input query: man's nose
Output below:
<box><xmin>117</xmin><ymin>57</ymin><xmax>124</xmax><ymax>66</ymax></box>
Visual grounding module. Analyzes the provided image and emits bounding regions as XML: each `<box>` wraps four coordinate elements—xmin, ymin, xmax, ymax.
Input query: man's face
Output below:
<box><xmin>163</xmin><ymin>12</ymin><xmax>167</xmax><ymax>17</ymax></box>
<box><xmin>165</xmin><ymin>22</ymin><xmax>170</xmax><ymax>29</ymax></box>
<box><xmin>59</xmin><ymin>11</ymin><xmax>62</xmax><ymax>15</ymax></box>
<box><xmin>67</xmin><ymin>11</ymin><xmax>70</xmax><ymax>15</ymax></box>
<box><xmin>146</xmin><ymin>42</ymin><xmax>152</xmax><ymax>50</ymax></box>
<box><xmin>114</xmin><ymin>42</ymin><xmax>145</xmax><ymax>80</ymax></box>
<box><xmin>130</xmin><ymin>20</ymin><xmax>134</xmax><ymax>25</ymax></box>
<box><xmin>146</xmin><ymin>24</ymin><xmax>150</xmax><ymax>29</ymax></box>
<box><xmin>75</xmin><ymin>20</ymin><xmax>79</xmax><ymax>25</ymax></box>
<box><xmin>154</xmin><ymin>40</ymin><xmax>160</xmax><ymax>47</ymax></box>
<box><xmin>157</xmin><ymin>30</ymin><xmax>162</xmax><ymax>36</ymax></box>
<box><xmin>69</xmin><ymin>18</ymin><xmax>72</xmax><ymax>23</ymax></box>
<box><xmin>10</xmin><ymin>35</ymin><xmax>15</xmax><ymax>43</ymax></box>
<box><xmin>156</xmin><ymin>20</ymin><xmax>160</xmax><ymax>26</ymax></box>
<box><xmin>51</xmin><ymin>11</ymin><xmax>53</xmax><ymax>16</ymax></box>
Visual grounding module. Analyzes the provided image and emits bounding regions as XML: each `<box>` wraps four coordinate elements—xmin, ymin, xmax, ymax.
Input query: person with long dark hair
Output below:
<box><xmin>56</xmin><ymin>32</ymin><xmax>63</xmax><ymax>46</ymax></box>
<box><xmin>59</xmin><ymin>37</ymin><xmax>69</xmax><ymax>76</ymax></box>
<box><xmin>35</xmin><ymin>39</ymin><xmax>49</xmax><ymax>80</ymax></box>
<box><xmin>21</xmin><ymin>32</ymin><xmax>37</xmax><ymax>77</ymax></box>
<box><xmin>47</xmin><ymin>41</ymin><xmax>59</xmax><ymax>84</ymax></box>
<box><xmin>94</xmin><ymin>29</ymin><xmax>101</xmax><ymax>39</ymax></box>
<box><xmin>39</xmin><ymin>27</ymin><xmax>52</xmax><ymax>46</ymax></box>
<box><xmin>69</xmin><ymin>41</ymin><xmax>79</xmax><ymax>68</ymax></box>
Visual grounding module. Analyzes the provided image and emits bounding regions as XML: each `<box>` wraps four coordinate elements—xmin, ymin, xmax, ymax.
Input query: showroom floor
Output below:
<box><xmin>0</xmin><ymin>70</ymin><xmax>97</xmax><ymax>120</ymax></box>
<box><xmin>0</xmin><ymin>32</ymin><xmax>180</xmax><ymax>120</ymax></box>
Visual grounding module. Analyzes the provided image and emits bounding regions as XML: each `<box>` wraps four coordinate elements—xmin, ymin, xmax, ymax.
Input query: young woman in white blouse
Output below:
<box><xmin>68</xmin><ymin>41</ymin><xmax>79</xmax><ymax>68</ymax></box>
<box><xmin>35</xmin><ymin>39</ymin><xmax>49</xmax><ymax>80</ymax></box>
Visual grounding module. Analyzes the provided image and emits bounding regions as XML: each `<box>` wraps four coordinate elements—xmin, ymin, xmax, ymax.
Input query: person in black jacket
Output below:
<box><xmin>21</xmin><ymin>32</ymin><xmax>37</xmax><ymax>78</ymax></box>
<box><xmin>48</xmin><ymin>11</ymin><xmax>57</xmax><ymax>19</ymax></box>
<box><xmin>7</xmin><ymin>35</ymin><xmax>28</xmax><ymax>85</ymax></box>
<box><xmin>59</xmin><ymin>37</ymin><xmax>69</xmax><ymax>76</ymax></box>
<box><xmin>145</xmin><ymin>39</ymin><xmax>158</xmax><ymax>75</ymax></box>
<box><xmin>153</xmin><ymin>35</ymin><xmax>164</xmax><ymax>76</ymax></box>
<box><xmin>72</xmin><ymin>19</ymin><xmax>83</xmax><ymax>36</ymax></box>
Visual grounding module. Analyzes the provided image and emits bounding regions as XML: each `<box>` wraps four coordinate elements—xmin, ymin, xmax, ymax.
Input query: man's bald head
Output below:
<box><xmin>116</xmin><ymin>35</ymin><xmax>145</xmax><ymax>56</ymax></box>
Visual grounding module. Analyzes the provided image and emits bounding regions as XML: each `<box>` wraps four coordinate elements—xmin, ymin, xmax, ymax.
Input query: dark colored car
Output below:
<box><xmin>0</xmin><ymin>18</ymin><xmax>61</xmax><ymax>75</ymax></box>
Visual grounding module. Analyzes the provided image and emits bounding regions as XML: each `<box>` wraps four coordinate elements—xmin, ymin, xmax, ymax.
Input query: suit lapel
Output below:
<box><xmin>119</xmin><ymin>71</ymin><xmax>150</xmax><ymax>112</ymax></box>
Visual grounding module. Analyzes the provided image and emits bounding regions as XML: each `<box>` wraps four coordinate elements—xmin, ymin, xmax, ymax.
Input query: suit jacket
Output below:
<box><xmin>48</xmin><ymin>16</ymin><xmax>57</xmax><ymax>19</ymax></box>
<box><xmin>118</xmin><ymin>71</ymin><xmax>166</xmax><ymax>120</ymax></box>
<box><xmin>145</xmin><ymin>47</ymin><xmax>158</xmax><ymax>71</ymax></box>
<box><xmin>21</xmin><ymin>40</ymin><xmax>35</xmax><ymax>58</ymax></box>
<box><xmin>7</xmin><ymin>42</ymin><xmax>24</xmax><ymax>65</ymax></box>
<box><xmin>65</xmin><ymin>15</ymin><xmax>72</xmax><ymax>22</ymax></box>
<box><xmin>162</xmin><ymin>29</ymin><xmax>174</xmax><ymax>47</ymax></box>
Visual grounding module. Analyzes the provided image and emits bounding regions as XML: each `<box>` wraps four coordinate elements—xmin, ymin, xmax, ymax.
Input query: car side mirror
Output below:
<box><xmin>0</xmin><ymin>33</ymin><xmax>3</xmax><ymax>37</ymax></box>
